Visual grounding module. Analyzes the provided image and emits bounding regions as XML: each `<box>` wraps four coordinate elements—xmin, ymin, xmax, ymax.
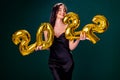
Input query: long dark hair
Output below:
<box><xmin>49</xmin><ymin>3</ymin><xmax>67</xmax><ymax>27</ymax></box>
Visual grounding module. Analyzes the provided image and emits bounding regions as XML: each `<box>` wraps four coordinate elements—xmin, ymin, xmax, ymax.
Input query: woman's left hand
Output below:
<box><xmin>80</xmin><ymin>31</ymin><xmax>89</xmax><ymax>40</ymax></box>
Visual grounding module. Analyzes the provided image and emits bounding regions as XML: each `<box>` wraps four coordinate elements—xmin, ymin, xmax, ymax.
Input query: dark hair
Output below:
<box><xmin>49</xmin><ymin>3</ymin><xmax>67</xmax><ymax>27</ymax></box>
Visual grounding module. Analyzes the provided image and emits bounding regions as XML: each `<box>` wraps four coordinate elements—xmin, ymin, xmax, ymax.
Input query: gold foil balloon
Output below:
<box><xmin>12</xmin><ymin>12</ymin><xmax>109</xmax><ymax>56</ymax></box>
<box><xmin>12</xmin><ymin>23</ymin><xmax>54</xmax><ymax>56</ymax></box>
<box><xmin>82</xmin><ymin>15</ymin><xmax>109</xmax><ymax>44</ymax></box>
<box><xmin>36</xmin><ymin>23</ymin><xmax>54</xmax><ymax>50</ymax></box>
<box><xmin>63</xmin><ymin>12</ymin><xmax>81</xmax><ymax>40</ymax></box>
<box><xmin>12</xmin><ymin>30</ymin><xmax>37</xmax><ymax>56</ymax></box>
<box><xmin>63</xmin><ymin>12</ymin><xmax>109</xmax><ymax>44</ymax></box>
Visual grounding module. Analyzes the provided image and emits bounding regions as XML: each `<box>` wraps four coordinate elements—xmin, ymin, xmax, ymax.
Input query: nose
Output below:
<box><xmin>61</xmin><ymin>10</ymin><xmax>66</xmax><ymax>15</ymax></box>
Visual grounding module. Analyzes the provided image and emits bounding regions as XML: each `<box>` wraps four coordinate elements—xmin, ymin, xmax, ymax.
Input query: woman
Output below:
<box><xmin>36</xmin><ymin>3</ymin><xmax>87</xmax><ymax>80</ymax></box>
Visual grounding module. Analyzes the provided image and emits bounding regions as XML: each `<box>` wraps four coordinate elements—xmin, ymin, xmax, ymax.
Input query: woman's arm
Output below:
<box><xmin>44</xmin><ymin>30</ymin><xmax>48</xmax><ymax>41</ymax></box>
<box><xmin>69</xmin><ymin>39</ymin><xmax>80</xmax><ymax>51</ymax></box>
<box><xmin>44</xmin><ymin>31</ymin><xmax>50</xmax><ymax>50</ymax></box>
<box><xmin>35</xmin><ymin>31</ymin><xmax>49</xmax><ymax>51</ymax></box>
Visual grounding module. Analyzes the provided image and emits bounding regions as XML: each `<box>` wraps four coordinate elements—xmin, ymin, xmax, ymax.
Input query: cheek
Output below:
<box><xmin>56</xmin><ymin>12</ymin><xmax>59</xmax><ymax>17</ymax></box>
<box><xmin>57</xmin><ymin>12</ymin><xmax>61</xmax><ymax>17</ymax></box>
<box><xmin>56</xmin><ymin>13</ymin><xmax>59</xmax><ymax>17</ymax></box>
<box><xmin>64</xmin><ymin>13</ymin><xmax>66</xmax><ymax>15</ymax></box>
<box><xmin>57</xmin><ymin>11</ymin><xmax>61</xmax><ymax>15</ymax></box>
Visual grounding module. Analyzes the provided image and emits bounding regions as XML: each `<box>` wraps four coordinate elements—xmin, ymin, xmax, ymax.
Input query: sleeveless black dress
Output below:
<box><xmin>49</xmin><ymin>33</ymin><xmax>74</xmax><ymax>80</ymax></box>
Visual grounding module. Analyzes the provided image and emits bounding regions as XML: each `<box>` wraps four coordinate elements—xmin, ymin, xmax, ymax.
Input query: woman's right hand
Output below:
<box><xmin>35</xmin><ymin>46</ymin><xmax>42</xmax><ymax>51</ymax></box>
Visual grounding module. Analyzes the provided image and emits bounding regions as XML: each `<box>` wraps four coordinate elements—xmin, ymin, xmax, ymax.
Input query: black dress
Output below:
<box><xmin>49</xmin><ymin>33</ymin><xmax>74</xmax><ymax>80</ymax></box>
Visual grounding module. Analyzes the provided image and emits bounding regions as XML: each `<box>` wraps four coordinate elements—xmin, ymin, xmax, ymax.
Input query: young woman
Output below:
<box><xmin>36</xmin><ymin>3</ymin><xmax>87</xmax><ymax>80</ymax></box>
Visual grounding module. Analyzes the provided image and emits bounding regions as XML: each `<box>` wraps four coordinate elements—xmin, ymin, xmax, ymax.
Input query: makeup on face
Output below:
<box><xmin>56</xmin><ymin>5</ymin><xmax>66</xmax><ymax>19</ymax></box>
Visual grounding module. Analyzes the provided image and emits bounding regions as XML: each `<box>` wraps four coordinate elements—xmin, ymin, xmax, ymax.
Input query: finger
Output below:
<box><xmin>35</xmin><ymin>46</ymin><xmax>38</xmax><ymax>51</ymax></box>
<box><xmin>80</xmin><ymin>32</ymin><xmax>83</xmax><ymax>40</ymax></box>
<box><xmin>83</xmin><ymin>32</ymin><xmax>86</xmax><ymax>40</ymax></box>
<box><xmin>81</xmin><ymin>32</ymin><xmax>85</xmax><ymax>40</ymax></box>
<box><xmin>86</xmin><ymin>37</ymin><xmax>90</xmax><ymax>40</ymax></box>
<box><xmin>38</xmin><ymin>46</ymin><xmax>42</xmax><ymax>50</ymax></box>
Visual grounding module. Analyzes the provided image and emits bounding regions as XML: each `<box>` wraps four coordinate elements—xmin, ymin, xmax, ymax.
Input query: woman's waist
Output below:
<box><xmin>48</xmin><ymin>56</ymin><xmax>73</xmax><ymax>65</ymax></box>
<box><xmin>49</xmin><ymin>53</ymin><xmax>73</xmax><ymax>62</ymax></box>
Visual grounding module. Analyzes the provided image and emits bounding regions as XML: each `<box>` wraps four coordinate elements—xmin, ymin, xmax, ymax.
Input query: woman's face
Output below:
<box><xmin>56</xmin><ymin>5</ymin><xmax>66</xmax><ymax>19</ymax></box>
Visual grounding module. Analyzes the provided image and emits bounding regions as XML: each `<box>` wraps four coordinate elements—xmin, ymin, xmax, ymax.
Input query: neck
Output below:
<box><xmin>54</xmin><ymin>18</ymin><xmax>65</xmax><ymax>27</ymax></box>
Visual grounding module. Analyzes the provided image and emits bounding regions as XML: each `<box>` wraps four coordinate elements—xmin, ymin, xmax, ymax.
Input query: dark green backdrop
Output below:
<box><xmin>1</xmin><ymin>0</ymin><xmax>120</xmax><ymax>80</ymax></box>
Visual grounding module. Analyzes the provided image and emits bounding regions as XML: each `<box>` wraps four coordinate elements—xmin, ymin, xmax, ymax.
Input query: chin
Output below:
<box><xmin>60</xmin><ymin>16</ymin><xmax>64</xmax><ymax>19</ymax></box>
<box><xmin>57</xmin><ymin>16</ymin><xmax>64</xmax><ymax>19</ymax></box>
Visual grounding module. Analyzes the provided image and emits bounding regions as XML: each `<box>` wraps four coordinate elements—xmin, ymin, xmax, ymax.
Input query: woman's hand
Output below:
<box><xmin>35</xmin><ymin>46</ymin><xmax>42</xmax><ymax>51</ymax></box>
<box><xmin>80</xmin><ymin>32</ymin><xmax>89</xmax><ymax>40</ymax></box>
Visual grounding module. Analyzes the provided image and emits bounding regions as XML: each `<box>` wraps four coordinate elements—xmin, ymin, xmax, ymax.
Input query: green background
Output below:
<box><xmin>1</xmin><ymin>0</ymin><xmax>120</xmax><ymax>80</ymax></box>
